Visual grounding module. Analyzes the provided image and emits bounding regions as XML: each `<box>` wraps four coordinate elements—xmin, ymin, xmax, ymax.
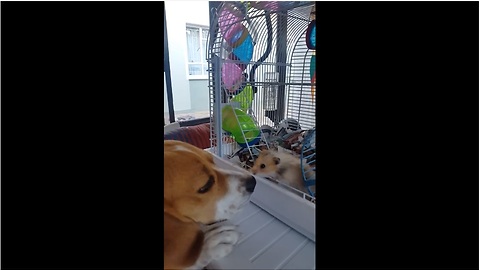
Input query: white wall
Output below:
<box><xmin>165</xmin><ymin>1</ymin><xmax>210</xmax><ymax>112</ymax></box>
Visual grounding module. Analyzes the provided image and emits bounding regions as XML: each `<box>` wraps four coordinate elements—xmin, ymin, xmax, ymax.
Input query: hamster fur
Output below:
<box><xmin>250</xmin><ymin>149</ymin><xmax>315</xmax><ymax>194</ymax></box>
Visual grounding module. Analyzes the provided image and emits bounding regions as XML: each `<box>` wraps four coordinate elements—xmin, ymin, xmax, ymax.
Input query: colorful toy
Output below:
<box><xmin>222</xmin><ymin>62</ymin><xmax>245</xmax><ymax>92</ymax></box>
<box><xmin>231</xmin><ymin>84</ymin><xmax>254</xmax><ymax>111</ymax></box>
<box><xmin>231</xmin><ymin>26</ymin><xmax>254</xmax><ymax>64</ymax></box>
<box><xmin>218</xmin><ymin>3</ymin><xmax>255</xmax><ymax>92</ymax></box>
<box><xmin>230</xmin><ymin>25</ymin><xmax>248</xmax><ymax>47</ymax></box>
<box><xmin>218</xmin><ymin>3</ymin><xmax>245</xmax><ymax>47</ymax></box>
<box><xmin>307</xmin><ymin>7</ymin><xmax>316</xmax><ymax>100</ymax></box>
<box><xmin>222</xmin><ymin>104</ymin><xmax>261</xmax><ymax>147</ymax></box>
<box><xmin>306</xmin><ymin>20</ymin><xmax>316</xmax><ymax>50</ymax></box>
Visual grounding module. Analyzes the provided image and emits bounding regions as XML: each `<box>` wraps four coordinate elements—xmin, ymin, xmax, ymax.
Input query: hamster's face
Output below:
<box><xmin>250</xmin><ymin>150</ymin><xmax>280</xmax><ymax>178</ymax></box>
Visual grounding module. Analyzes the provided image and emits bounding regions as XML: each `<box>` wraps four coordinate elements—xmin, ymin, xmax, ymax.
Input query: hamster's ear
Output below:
<box><xmin>259</xmin><ymin>150</ymin><xmax>269</xmax><ymax>156</ymax></box>
<box><xmin>273</xmin><ymin>157</ymin><xmax>281</xmax><ymax>165</ymax></box>
<box><xmin>164</xmin><ymin>212</ymin><xmax>204</xmax><ymax>270</ymax></box>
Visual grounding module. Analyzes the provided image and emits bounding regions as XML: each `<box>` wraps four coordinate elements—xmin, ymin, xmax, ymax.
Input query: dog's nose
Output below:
<box><xmin>246</xmin><ymin>176</ymin><xmax>256</xmax><ymax>193</ymax></box>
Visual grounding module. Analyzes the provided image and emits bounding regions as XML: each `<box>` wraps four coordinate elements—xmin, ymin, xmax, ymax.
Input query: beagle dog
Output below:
<box><xmin>164</xmin><ymin>140</ymin><xmax>256</xmax><ymax>270</ymax></box>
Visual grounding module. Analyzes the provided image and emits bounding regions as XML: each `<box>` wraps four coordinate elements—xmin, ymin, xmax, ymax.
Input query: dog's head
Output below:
<box><xmin>164</xmin><ymin>140</ymin><xmax>256</xmax><ymax>269</ymax></box>
<box><xmin>164</xmin><ymin>140</ymin><xmax>256</xmax><ymax>225</ymax></box>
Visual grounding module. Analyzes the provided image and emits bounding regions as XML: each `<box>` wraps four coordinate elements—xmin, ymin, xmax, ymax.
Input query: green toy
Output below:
<box><xmin>222</xmin><ymin>104</ymin><xmax>261</xmax><ymax>147</ymax></box>
<box><xmin>231</xmin><ymin>84</ymin><xmax>254</xmax><ymax>111</ymax></box>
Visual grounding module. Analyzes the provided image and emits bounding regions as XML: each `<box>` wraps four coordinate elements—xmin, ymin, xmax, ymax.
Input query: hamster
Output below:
<box><xmin>250</xmin><ymin>149</ymin><xmax>315</xmax><ymax>195</ymax></box>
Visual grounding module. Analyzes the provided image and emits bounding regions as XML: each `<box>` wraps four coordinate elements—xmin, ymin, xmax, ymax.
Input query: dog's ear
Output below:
<box><xmin>196</xmin><ymin>146</ymin><xmax>214</xmax><ymax>164</ymax></box>
<box><xmin>164</xmin><ymin>212</ymin><xmax>204</xmax><ymax>270</ymax></box>
<box><xmin>165</xmin><ymin>140</ymin><xmax>214</xmax><ymax>164</ymax></box>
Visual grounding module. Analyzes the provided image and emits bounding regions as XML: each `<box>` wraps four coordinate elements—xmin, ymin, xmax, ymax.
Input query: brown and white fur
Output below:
<box><xmin>164</xmin><ymin>140</ymin><xmax>256</xmax><ymax>270</ymax></box>
<box><xmin>250</xmin><ymin>149</ymin><xmax>315</xmax><ymax>194</ymax></box>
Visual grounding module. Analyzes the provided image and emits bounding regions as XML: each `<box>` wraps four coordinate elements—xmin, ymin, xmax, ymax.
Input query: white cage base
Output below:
<box><xmin>208</xmin><ymin>152</ymin><xmax>316</xmax><ymax>270</ymax></box>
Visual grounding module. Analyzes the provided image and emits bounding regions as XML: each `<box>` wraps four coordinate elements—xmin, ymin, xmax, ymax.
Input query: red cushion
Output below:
<box><xmin>164</xmin><ymin>123</ymin><xmax>211</xmax><ymax>149</ymax></box>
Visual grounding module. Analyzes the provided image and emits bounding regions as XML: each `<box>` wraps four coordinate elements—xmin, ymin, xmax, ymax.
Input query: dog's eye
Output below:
<box><xmin>198</xmin><ymin>176</ymin><xmax>215</xmax><ymax>194</ymax></box>
<box><xmin>260</xmin><ymin>164</ymin><xmax>266</xmax><ymax>169</ymax></box>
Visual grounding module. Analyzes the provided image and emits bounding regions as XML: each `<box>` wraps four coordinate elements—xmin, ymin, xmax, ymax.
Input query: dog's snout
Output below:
<box><xmin>246</xmin><ymin>176</ymin><xmax>256</xmax><ymax>193</ymax></box>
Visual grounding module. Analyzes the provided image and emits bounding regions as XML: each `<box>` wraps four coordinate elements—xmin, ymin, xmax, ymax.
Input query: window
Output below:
<box><xmin>164</xmin><ymin>2</ymin><xmax>211</xmax><ymax>126</ymax></box>
<box><xmin>186</xmin><ymin>25</ymin><xmax>209</xmax><ymax>79</ymax></box>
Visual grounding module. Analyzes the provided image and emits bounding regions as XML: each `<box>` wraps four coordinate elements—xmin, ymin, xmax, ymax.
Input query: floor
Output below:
<box><xmin>164</xmin><ymin>110</ymin><xmax>210</xmax><ymax>124</ymax></box>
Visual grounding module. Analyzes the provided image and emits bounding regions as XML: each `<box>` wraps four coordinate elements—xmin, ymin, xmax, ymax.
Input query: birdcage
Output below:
<box><xmin>204</xmin><ymin>4</ymin><xmax>316</xmax><ymax>268</ymax></box>
<box><xmin>207</xmin><ymin>1</ymin><xmax>316</xmax><ymax>198</ymax></box>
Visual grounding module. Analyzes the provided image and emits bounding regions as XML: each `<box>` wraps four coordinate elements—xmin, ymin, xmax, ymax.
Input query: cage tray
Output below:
<box><xmin>208</xmin><ymin>153</ymin><xmax>315</xmax><ymax>270</ymax></box>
